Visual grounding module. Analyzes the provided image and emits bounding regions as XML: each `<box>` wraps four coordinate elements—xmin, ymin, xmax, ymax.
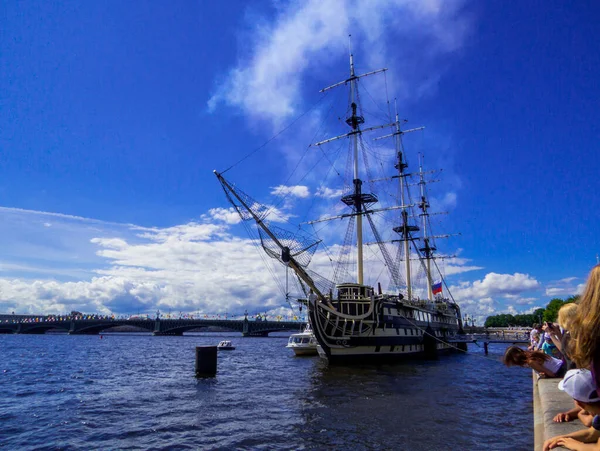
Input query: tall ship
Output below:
<box><xmin>215</xmin><ymin>51</ymin><xmax>465</xmax><ymax>363</ymax></box>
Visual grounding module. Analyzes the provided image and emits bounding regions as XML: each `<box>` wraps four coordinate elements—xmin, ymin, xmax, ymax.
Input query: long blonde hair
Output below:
<box><xmin>557</xmin><ymin>302</ymin><xmax>578</xmax><ymax>331</ymax></box>
<box><xmin>571</xmin><ymin>265</ymin><xmax>600</xmax><ymax>368</ymax></box>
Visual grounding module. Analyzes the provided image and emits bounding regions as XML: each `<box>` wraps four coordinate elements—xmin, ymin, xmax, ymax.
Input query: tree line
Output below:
<box><xmin>483</xmin><ymin>296</ymin><xmax>579</xmax><ymax>328</ymax></box>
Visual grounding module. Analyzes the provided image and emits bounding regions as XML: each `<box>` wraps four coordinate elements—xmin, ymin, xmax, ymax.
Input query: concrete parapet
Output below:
<box><xmin>534</xmin><ymin>372</ymin><xmax>584</xmax><ymax>450</ymax></box>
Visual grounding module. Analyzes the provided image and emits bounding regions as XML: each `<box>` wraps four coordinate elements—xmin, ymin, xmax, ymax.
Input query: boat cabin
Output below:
<box><xmin>217</xmin><ymin>340</ymin><xmax>235</xmax><ymax>350</ymax></box>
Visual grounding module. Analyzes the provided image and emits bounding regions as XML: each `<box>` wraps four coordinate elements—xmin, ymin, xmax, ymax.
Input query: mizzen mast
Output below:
<box><xmin>417</xmin><ymin>155</ymin><xmax>436</xmax><ymax>301</ymax></box>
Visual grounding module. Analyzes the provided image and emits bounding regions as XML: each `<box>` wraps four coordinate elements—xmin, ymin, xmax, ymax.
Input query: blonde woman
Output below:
<box><xmin>551</xmin><ymin>303</ymin><xmax>594</xmax><ymax>426</ymax></box>
<box><xmin>546</xmin><ymin>302</ymin><xmax>578</xmax><ymax>368</ymax></box>
<box><xmin>571</xmin><ymin>264</ymin><xmax>600</xmax><ymax>390</ymax></box>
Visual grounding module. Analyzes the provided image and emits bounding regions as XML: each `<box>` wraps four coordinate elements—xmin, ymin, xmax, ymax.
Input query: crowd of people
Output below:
<box><xmin>502</xmin><ymin>264</ymin><xmax>600</xmax><ymax>450</ymax></box>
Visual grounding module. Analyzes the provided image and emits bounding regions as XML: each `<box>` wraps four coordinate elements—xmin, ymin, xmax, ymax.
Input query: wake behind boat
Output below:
<box><xmin>215</xmin><ymin>49</ymin><xmax>465</xmax><ymax>363</ymax></box>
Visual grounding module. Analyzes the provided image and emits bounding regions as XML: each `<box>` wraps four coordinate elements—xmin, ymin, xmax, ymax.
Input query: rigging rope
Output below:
<box><xmin>267</xmin><ymin>91</ymin><xmax>341</xmax><ymax>218</ymax></box>
<box><xmin>396</xmin><ymin>308</ymin><xmax>511</xmax><ymax>363</ymax></box>
<box><xmin>220</xmin><ymin>92</ymin><xmax>330</xmax><ymax>175</ymax></box>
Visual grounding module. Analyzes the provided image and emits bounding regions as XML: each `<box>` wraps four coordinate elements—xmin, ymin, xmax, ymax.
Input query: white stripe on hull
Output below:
<box><xmin>318</xmin><ymin>341</ymin><xmax>457</xmax><ymax>358</ymax></box>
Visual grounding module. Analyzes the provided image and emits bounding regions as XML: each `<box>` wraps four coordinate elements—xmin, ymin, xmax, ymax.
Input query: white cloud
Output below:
<box><xmin>514</xmin><ymin>297</ymin><xmax>537</xmax><ymax>305</ymax></box>
<box><xmin>441</xmin><ymin>255</ymin><xmax>483</xmax><ymax>276</ymax></box>
<box><xmin>0</xmin><ymin>207</ymin><xmax>293</xmax><ymax>315</ymax></box>
<box><xmin>441</xmin><ymin>192</ymin><xmax>457</xmax><ymax>209</ymax></box>
<box><xmin>545</xmin><ymin>287</ymin><xmax>569</xmax><ymax>297</ymax></box>
<box><xmin>207</xmin><ymin>207</ymin><xmax>242</xmax><ymax>225</ymax></box>
<box><xmin>0</xmin><ymin>206</ymin><xmax>150</xmax><ymax>230</ymax></box>
<box><xmin>270</xmin><ymin>185</ymin><xmax>310</xmax><ymax>198</ymax></box>
<box><xmin>316</xmin><ymin>186</ymin><xmax>345</xmax><ymax>199</ymax></box>
<box><xmin>0</xmin><ymin>234</ymin><xmax>287</xmax><ymax>315</ymax></box>
<box><xmin>0</xmin><ymin>203</ymin><xmax>489</xmax><ymax>316</ymax></box>
<box><xmin>0</xmin><ymin>205</ymin><xmax>538</xmax><ymax>329</ymax></box>
<box><xmin>135</xmin><ymin>223</ymin><xmax>227</xmax><ymax>244</ymax></box>
<box><xmin>544</xmin><ymin>276</ymin><xmax>582</xmax><ymax>298</ymax></box>
<box><xmin>208</xmin><ymin>0</ymin><xmax>471</xmax><ymax>124</ymax></box>
<box><xmin>450</xmin><ymin>273</ymin><xmax>541</xmax><ymax>325</ymax></box>
<box><xmin>451</xmin><ymin>272</ymin><xmax>540</xmax><ymax>300</ymax></box>
<box><xmin>0</xmin><ymin>261</ymin><xmax>93</xmax><ymax>279</ymax></box>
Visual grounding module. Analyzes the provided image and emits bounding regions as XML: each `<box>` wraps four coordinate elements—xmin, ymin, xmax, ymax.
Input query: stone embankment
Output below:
<box><xmin>534</xmin><ymin>373</ymin><xmax>585</xmax><ymax>450</ymax></box>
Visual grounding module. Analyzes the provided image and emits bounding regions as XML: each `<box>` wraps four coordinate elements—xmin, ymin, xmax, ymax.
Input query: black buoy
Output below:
<box><xmin>195</xmin><ymin>346</ymin><xmax>217</xmax><ymax>377</ymax></box>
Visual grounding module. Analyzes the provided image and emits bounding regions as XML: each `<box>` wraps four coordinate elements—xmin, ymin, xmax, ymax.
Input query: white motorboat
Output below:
<box><xmin>286</xmin><ymin>325</ymin><xmax>318</xmax><ymax>356</ymax></box>
<box><xmin>217</xmin><ymin>340</ymin><xmax>235</xmax><ymax>350</ymax></box>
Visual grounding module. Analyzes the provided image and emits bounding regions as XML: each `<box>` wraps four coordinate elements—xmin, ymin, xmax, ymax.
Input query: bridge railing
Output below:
<box><xmin>0</xmin><ymin>314</ymin><xmax>307</xmax><ymax>324</ymax></box>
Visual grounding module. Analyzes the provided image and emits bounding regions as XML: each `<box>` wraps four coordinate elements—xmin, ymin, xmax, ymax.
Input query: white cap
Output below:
<box><xmin>558</xmin><ymin>369</ymin><xmax>599</xmax><ymax>403</ymax></box>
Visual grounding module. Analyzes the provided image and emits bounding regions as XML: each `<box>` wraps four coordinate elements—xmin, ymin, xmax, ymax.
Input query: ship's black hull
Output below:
<box><xmin>308</xmin><ymin>295</ymin><xmax>463</xmax><ymax>363</ymax></box>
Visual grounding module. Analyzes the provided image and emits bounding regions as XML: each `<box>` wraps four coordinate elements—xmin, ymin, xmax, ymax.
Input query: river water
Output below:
<box><xmin>0</xmin><ymin>333</ymin><xmax>531</xmax><ymax>450</ymax></box>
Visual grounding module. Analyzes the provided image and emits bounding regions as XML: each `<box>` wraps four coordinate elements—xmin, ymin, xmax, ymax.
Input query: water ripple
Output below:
<box><xmin>0</xmin><ymin>334</ymin><xmax>531</xmax><ymax>450</ymax></box>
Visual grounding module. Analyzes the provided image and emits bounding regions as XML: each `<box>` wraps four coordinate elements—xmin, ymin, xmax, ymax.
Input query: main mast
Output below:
<box><xmin>348</xmin><ymin>53</ymin><xmax>364</xmax><ymax>284</ymax></box>
<box><xmin>312</xmin><ymin>46</ymin><xmax>388</xmax><ymax>286</ymax></box>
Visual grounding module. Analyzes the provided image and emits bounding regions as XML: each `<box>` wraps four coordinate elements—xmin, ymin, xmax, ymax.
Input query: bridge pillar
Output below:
<box><xmin>242</xmin><ymin>319</ymin><xmax>249</xmax><ymax>337</ymax></box>
<box><xmin>16</xmin><ymin>323</ymin><xmax>22</xmax><ymax>334</ymax></box>
<box><xmin>69</xmin><ymin>320</ymin><xmax>76</xmax><ymax>334</ymax></box>
<box><xmin>154</xmin><ymin>319</ymin><xmax>161</xmax><ymax>334</ymax></box>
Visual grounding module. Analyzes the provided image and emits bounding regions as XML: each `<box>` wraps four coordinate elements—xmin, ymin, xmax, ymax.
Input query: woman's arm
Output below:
<box><xmin>555</xmin><ymin>437</ymin><xmax>600</xmax><ymax>450</ymax></box>
<box><xmin>543</xmin><ymin>427</ymin><xmax>600</xmax><ymax>451</ymax></box>
<box><xmin>547</xmin><ymin>324</ymin><xmax>564</xmax><ymax>351</ymax></box>
<box><xmin>530</xmin><ymin>360</ymin><xmax>557</xmax><ymax>377</ymax></box>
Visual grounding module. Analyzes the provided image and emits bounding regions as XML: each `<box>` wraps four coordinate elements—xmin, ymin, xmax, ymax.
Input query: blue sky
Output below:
<box><xmin>1</xmin><ymin>0</ymin><xmax>598</xmax><ymax>323</ymax></box>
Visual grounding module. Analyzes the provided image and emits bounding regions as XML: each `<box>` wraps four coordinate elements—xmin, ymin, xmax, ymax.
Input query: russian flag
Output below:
<box><xmin>432</xmin><ymin>282</ymin><xmax>443</xmax><ymax>295</ymax></box>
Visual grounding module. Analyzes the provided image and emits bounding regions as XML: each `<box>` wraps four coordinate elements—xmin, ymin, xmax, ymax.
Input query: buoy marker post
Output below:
<box><xmin>195</xmin><ymin>346</ymin><xmax>217</xmax><ymax>377</ymax></box>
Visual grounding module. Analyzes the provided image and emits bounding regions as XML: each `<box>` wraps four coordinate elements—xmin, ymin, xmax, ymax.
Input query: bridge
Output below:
<box><xmin>0</xmin><ymin>316</ymin><xmax>305</xmax><ymax>337</ymax></box>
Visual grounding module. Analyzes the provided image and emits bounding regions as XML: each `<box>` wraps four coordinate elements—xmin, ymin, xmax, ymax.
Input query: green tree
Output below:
<box><xmin>482</xmin><ymin>296</ymin><xmax>579</xmax><ymax>328</ymax></box>
<box><xmin>565</xmin><ymin>295</ymin><xmax>580</xmax><ymax>304</ymax></box>
<box><xmin>514</xmin><ymin>314</ymin><xmax>535</xmax><ymax>327</ymax></box>
<box><xmin>484</xmin><ymin>315</ymin><xmax>499</xmax><ymax>327</ymax></box>
<box><xmin>543</xmin><ymin>298</ymin><xmax>565</xmax><ymax>322</ymax></box>
<box><xmin>484</xmin><ymin>313</ymin><xmax>517</xmax><ymax>327</ymax></box>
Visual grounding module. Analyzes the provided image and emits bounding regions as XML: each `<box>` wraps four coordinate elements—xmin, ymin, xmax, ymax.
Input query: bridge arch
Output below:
<box><xmin>155</xmin><ymin>319</ymin><xmax>245</xmax><ymax>336</ymax></box>
<box><xmin>21</xmin><ymin>323</ymin><xmax>70</xmax><ymax>334</ymax></box>
<box><xmin>71</xmin><ymin>321</ymin><xmax>154</xmax><ymax>335</ymax></box>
